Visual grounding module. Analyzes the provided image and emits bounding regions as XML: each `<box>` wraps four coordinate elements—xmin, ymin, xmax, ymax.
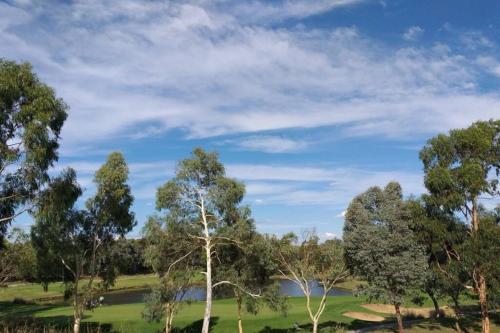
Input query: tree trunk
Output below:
<box><xmin>478</xmin><ymin>273</ymin><xmax>490</xmax><ymax>333</ymax></box>
<box><xmin>73</xmin><ymin>316</ymin><xmax>81</xmax><ymax>333</ymax></box>
<box><xmin>312</xmin><ymin>319</ymin><xmax>319</xmax><ymax>333</ymax></box>
<box><xmin>452</xmin><ymin>297</ymin><xmax>462</xmax><ymax>333</ymax></box>
<box><xmin>73</xmin><ymin>275</ymin><xmax>81</xmax><ymax>333</ymax></box>
<box><xmin>429</xmin><ymin>293</ymin><xmax>440</xmax><ymax>319</ymax></box>
<box><xmin>237</xmin><ymin>293</ymin><xmax>244</xmax><ymax>333</ymax></box>
<box><xmin>201</xmin><ymin>242</ymin><xmax>212</xmax><ymax>333</ymax></box>
<box><xmin>394</xmin><ymin>304</ymin><xmax>404</xmax><ymax>333</ymax></box>
<box><xmin>472</xmin><ymin>201</ymin><xmax>490</xmax><ymax>333</ymax></box>
<box><xmin>165</xmin><ymin>303</ymin><xmax>172</xmax><ymax>333</ymax></box>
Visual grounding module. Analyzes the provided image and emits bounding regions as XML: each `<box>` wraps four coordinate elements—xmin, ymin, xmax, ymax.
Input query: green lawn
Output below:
<box><xmin>0</xmin><ymin>274</ymin><xmax>158</xmax><ymax>302</ymax></box>
<box><xmin>0</xmin><ymin>296</ymin><xmax>383</xmax><ymax>332</ymax></box>
<box><xmin>1</xmin><ymin>295</ymin><xmax>498</xmax><ymax>333</ymax></box>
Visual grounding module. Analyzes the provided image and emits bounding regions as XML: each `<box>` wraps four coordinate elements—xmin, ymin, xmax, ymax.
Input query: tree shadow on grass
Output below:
<box><xmin>0</xmin><ymin>315</ymin><xmax>112</xmax><ymax>333</ymax></box>
<box><xmin>0</xmin><ymin>301</ymin><xmax>114</xmax><ymax>333</ymax></box>
<box><xmin>257</xmin><ymin>319</ymin><xmax>372</xmax><ymax>333</ymax></box>
<box><xmin>172</xmin><ymin>317</ymin><xmax>219</xmax><ymax>333</ymax></box>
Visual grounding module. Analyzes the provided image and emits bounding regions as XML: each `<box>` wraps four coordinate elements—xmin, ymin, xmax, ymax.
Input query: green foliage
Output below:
<box><xmin>0</xmin><ymin>59</ymin><xmax>68</xmax><ymax>239</ymax></box>
<box><xmin>343</xmin><ymin>182</ymin><xmax>427</xmax><ymax>306</ymax></box>
<box><xmin>31</xmin><ymin>152</ymin><xmax>136</xmax><ymax>331</ymax></box>
<box><xmin>420</xmin><ymin>119</ymin><xmax>500</xmax><ymax>214</ymax></box>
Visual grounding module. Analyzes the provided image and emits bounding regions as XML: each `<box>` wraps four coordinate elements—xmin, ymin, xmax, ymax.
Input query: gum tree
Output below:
<box><xmin>156</xmin><ymin>148</ymin><xmax>248</xmax><ymax>333</ymax></box>
<box><xmin>343</xmin><ymin>182</ymin><xmax>427</xmax><ymax>333</ymax></box>
<box><xmin>217</xmin><ymin>213</ymin><xmax>287</xmax><ymax>333</ymax></box>
<box><xmin>420</xmin><ymin>120</ymin><xmax>500</xmax><ymax>333</ymax></box>
<box><xmin>0</xmin><ymin>59</ymin><xmax>67</xmax><ymax>239</ymax></box>
<box><xmin>31</xmin><ymin>152</ymin><xmax>135</xmax><ymax>333</ymax></box>
<box><xmin>142</xmin><ymin>215</ymin><xmax>198</xmax><ymax>333</ymax></box>
<box><xmin>272</xmin><ymin>232</ymin><xmax>349</xmax><ymax>333</ymax></box>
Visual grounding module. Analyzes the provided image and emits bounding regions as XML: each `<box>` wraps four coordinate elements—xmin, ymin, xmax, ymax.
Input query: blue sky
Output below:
<box><xmin>2</xmin><ymin>0</ymin><xmax>500</xmax><ymax>239</ymax></box>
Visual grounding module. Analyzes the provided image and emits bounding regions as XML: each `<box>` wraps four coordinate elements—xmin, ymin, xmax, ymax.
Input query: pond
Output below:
<box><xmin>101</xmin><ymin>280</ymin><xmax>352</xmax><ymax>306</ymax></box>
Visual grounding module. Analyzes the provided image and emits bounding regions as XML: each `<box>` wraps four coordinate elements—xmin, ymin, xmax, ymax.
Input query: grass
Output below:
<box><xmin>0</xmin><ymin>295</ymin><xmax>384</xmax><ymax>332</ymax></box>
<box><xmin>1</xmin><ymin>295</ymin><xmax>498</xmax><ymax>332</ymax></box>
<box><xmin>0</xmin><ymin>274</ymin><xmax>158</xmax><ymax>302</ymax></box>
<box><xmin>1</xmin><ymin>275</ymin><xmax>495</xmax><ymax>332</ymax></box>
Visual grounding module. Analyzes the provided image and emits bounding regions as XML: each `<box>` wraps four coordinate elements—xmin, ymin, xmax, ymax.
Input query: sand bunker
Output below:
<box><xmin>361</xmin><ymin>304</ymin><xmax>451</xmax><ymax>318</ymax></box>
<box><xmin>342</xmin><ymin>312</ymin><xmax>385</xmax><ymax>322</ymax></box>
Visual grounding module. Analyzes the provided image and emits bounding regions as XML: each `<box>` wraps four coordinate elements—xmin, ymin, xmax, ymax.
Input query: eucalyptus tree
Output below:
<box><xmin>31</xmin><ymin>152</ymin><xmax>135</xmax><ymax>333</ymax></box>
<box><xmin>343</xmin><ymin>182</ymin><xmax>427</xmax><ymax>333</ymax></box>
<box><xmin>420</xmin><ymin>119</ymin><xmax>500</xmax><ymax>333</ymax></box>
<box><xmin>0</xmin><ymin>228</ymin><xmax>36</xmax><ymax>286</ymax></box>
<box><xmin>216</xmin><ymin>213</ymin><xmax>287</xmax><ymax>333</ymax></box>
<box><xmin>272</xmin><ymin>232</ymin><xmax>349</xmax><ymax>333</ymax></box>
<box><xmin>408</xmin><ymin>198</ymin><xmax>469</xmax><ymax>331</ymax></box>
<box><xmin>142</xmin><ymin>215</ymin><xmax>198</xmax><ymax>333</ymax></box>
<box><xmin>0</xmin><ymin>59</ymin><xmax>67</xmax><ymax>239</ymax></box>
<box><xmin>156</xmin><ymin>148</ymin><xmax>250</xmax><ymax>333</ymax></box>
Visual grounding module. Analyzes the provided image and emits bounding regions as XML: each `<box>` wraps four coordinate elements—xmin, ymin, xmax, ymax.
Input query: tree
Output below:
<box><xmin>0</xmin><ymin>59</ymin><xmax>67</xmax><ymax>239</ymax></box>
<box><xmin>420</xmin><ymin>119</ymin><xmax>500</xmax><ymax>333</ymax></box>
<box><xmin>408</xmin><ymin>198</ymin><xmax>469</xmax><ymax>331</ymax></box>
<box><xmin>156</xmin><ymin>148</ymin><xmax>249</xmax><ymax>333</ymax></box>
<box><xmin>31</xmin><ymin>152</ymin><xmax>135</xmax><ymax>333</ymax></box>
<box><xmin>272</xmin><ymin>232</ymin><xmax>349</xmax><ymax>333</ymax></box>
<box><xmin>0</xmin><ymin>228</ymin><xmax>37</xmax><ymax>286</ymax></box>
<box><xmin>216</xmin><ymin>214</ymin><xmax>287</xmax><ymax>333</ymax></box>
<box><xmin>343</xmin><ymin>182</ymin><xmax>427</xmax><ymax>333</ymax></box>
<box><xmin>142</xmin><ymin>215</ymin><xmax>198</xmax><ymax>333</ymax></box>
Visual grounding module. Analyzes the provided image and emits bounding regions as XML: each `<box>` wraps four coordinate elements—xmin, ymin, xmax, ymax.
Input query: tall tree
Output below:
<box><xmin>272</xmin><ymin>232</ymin><xmax>349</xmax><ymax>333</ymax></box>
<box><xmin>420</xmin><ymin>119</ymin><xmax>500</xmax><ymax>333</ymax></box>
<box><xmin>156</xmin><ymin>148</ymin><xmax>248</xmax><ymax>333</ymax></box>
<box><xmin>31</xmin><ymin>152</ymin><xmax>135</xmax><ymax>333</ymax></box>
<box><xmin>343</xmin><ymin>182</ymin><xmax>427</xmax><ymax>333</ymax></box>
<box><xmin>0</xmin><ymin>59</ymin><xmax>67</xmax><ymax>239</ymax></box>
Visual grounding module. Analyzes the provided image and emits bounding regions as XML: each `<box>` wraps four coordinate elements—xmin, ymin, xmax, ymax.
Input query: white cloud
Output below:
<box><xmin>236</xmin><ymin>135</ymin><xmax>308</xmax><ymax>153</ymax></box>
<box><xmin>1</xmin><ymin>0</ymin><xmax>498</xmax><ymax>155</ymax></box>
<box><xmin>403</xmin><ymin>26</ymin><xmax>424</xmax><ymax>41</ymax></box>
<box><xmin>324</xmin><ymin>232</ymin><xmax>338</xmax><ymax>239</ymax></box>
<box><xmin>476</xmin><ymin>56</ymin><xmax>500</xmax><ymax>77</ymax></box>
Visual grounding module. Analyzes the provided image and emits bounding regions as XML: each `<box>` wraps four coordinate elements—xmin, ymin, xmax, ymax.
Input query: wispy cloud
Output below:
<box><xmin>1</xmin><ymin>0</ymin><xmax>499</xmax><ymax>155</ymax></box>
<box><xmin>234</xmin><ymin>135</ymin><xmax>309</xmax><ymax>153</ymax></box>
<box><xmin>403</xmin><ymin>26</ymin><xmax>424</xmax><ymax>41</ymax></box>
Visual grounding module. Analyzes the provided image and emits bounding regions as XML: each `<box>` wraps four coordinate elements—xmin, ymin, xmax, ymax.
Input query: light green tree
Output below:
<box><xmin>156</xmin><ymin>148</ymin><xmax>251</xmax><ymax>333</ymax></box>
<box><xmin>272</xmin><ymin>232</ymin><xmax>349</xmax><ymax>333</ymax></box>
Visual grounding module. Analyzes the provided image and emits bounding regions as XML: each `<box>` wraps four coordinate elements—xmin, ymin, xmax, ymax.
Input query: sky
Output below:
<box><xmin>2</xmin><ymin>0</ymin><xmax>500</xmax><ymax>240</ymax></box>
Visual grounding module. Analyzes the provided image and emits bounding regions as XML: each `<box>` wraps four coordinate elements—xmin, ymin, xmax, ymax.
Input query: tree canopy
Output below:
<box><xmin>0</xmin><ymin>59</ymin><xmax>68</xmax><ymax>239</ymax></box>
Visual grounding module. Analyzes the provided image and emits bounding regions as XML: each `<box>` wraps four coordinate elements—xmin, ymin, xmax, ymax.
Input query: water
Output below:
<box><xmin>101</xmin><ymin>280</ymin><xmax>352</xmax><ymax>306</ymax></box>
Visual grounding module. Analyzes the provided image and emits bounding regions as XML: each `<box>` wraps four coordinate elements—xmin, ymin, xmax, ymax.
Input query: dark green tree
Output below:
<box><xmin>408</xmin><ymin>198</ymin><xmax>469</xmax><ymax>331</ymax></box>
<box><xmin>420</xmin><ymin>119</ymin><xmax>500</xmax><ymax>333</ymax></box>
<box><xmin>31</xmin><ymin>152</ymin><xmax>135</xmax><ymax>333</ymax></box>
<box><xmin>0</xmin><ymin>228</ymin><xmax>37</xmax><ymax>286</ymax></box>
<box><xmin>343</xmin><ymin>182</ymin><xmax>427</xmax><ymax>333</ymax></box>
<box><xmin>0</xmin><ymin>59</ymin><xmax>67</xmax><ymax>240</ymax></box>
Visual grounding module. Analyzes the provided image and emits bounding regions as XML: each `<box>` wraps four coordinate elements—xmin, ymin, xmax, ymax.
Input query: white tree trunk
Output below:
<box><xmin>73</xmin><ymin>316</ymin><xmax>81</xmax><ymax>333</ymax></box>
<box><xmin>202</xmin><ymin>242</ymin><xmax>212</xmax><ymax>333</ymax></box>
<box><xmin>312</xmin><ymin>319</ymin><xmax>319</xmax><ymax>333</ymax></box>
